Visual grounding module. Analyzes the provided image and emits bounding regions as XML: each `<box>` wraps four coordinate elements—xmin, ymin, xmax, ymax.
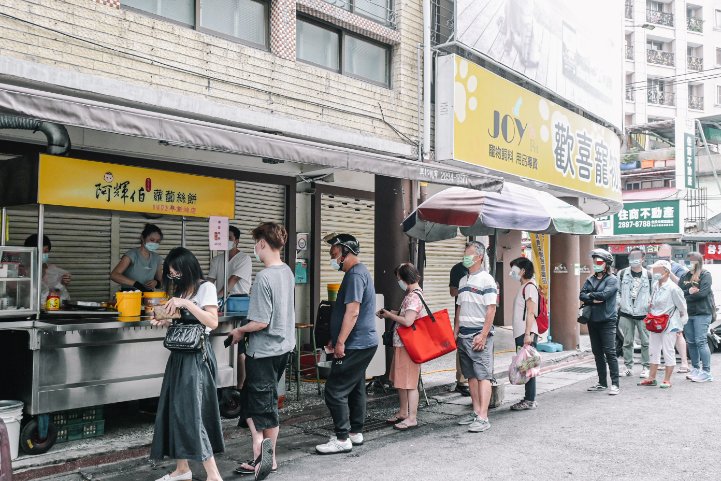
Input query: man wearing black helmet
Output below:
<box><xmin>316</xmin><ymin>233</ymin><xmax>378</xmax><ymax>455</ymax></box>
<box><xmin>580</xmin><ymin>248</ymin><xmax>621</xmax><ymax>395</ymax></box>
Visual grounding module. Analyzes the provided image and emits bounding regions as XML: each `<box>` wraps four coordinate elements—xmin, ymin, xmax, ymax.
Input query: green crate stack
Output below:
<box><xmin>54</xmin><ymin>407</ymin><xmax>105</xmax><ymax>443</ymax></box>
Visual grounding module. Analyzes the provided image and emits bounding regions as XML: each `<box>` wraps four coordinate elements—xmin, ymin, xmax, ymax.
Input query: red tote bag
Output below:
<box><xmin>397</xmin><ymin>291</ymin><xmax>457</xmax><ymax>363</ymax></box>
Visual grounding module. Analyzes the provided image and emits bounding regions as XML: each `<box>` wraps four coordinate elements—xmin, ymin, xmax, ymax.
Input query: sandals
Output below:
<box><xmin>234</xmin><ymin>438</ymin><xmax>277</xmax><ymax>479</ymax></box>
<box><xmin>393</xmin><ymin>420</ymin><xmax>418</xmax><ymax>431</ymax></box>
<box><xmin>386</xmin><ymin>415</ymin><xmax>407</xmax><ymax>424</ymax></box>
<box><xmin>638</xmin><ymin>379</ymin><xmax>657</xmax><ymax>386</ymax></box>
<box><xmin>659</xmin><ymin>381</ymin><xmax>672</xmax><ymax>389</ymax></box>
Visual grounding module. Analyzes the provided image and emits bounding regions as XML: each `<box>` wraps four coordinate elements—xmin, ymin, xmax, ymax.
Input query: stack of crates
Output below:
<box><xmin>52</xmin><ymin>406</ymin><xmax>105</xmax><ymax>443</ymax></box>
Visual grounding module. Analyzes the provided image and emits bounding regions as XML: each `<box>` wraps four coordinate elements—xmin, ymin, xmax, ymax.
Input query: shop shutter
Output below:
<box><xmin>6</xmin><ymin>206</ymin><xmax>113</xmax><ymax>302</ymax></box>
<box><xmin>422</xmin><ymin>234</ymin><xmax>468</xmax><ymax>316</ymax></box>
<box><xmin>320</xmin><ymin>194</ymin><xmax>375</xmax><ymax>299</ymax></box>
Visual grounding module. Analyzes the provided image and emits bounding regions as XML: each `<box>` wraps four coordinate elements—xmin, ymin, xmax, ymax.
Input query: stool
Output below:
<box><xmin>291</xmin><ymin>323</ymin><xmax>321</xmax><ymax>400</ymax></box>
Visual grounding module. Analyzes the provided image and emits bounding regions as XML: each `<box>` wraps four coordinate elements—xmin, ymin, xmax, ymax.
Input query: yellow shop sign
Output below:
<box><xmin>435</xmin><ymin>55</ymin><xmax>622</xmax><ymax>203</ymax></box>
<box><xmin>38</xmin><ymin>155</ymin><xmax>235</xmax><ymax>218</ymax></box>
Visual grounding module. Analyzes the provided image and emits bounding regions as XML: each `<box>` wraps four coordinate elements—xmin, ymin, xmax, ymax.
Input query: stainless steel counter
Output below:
<box><xmin>0</xmin><ymin>313</ymin><xmax>246</xmax><ymax>415</ymax></box>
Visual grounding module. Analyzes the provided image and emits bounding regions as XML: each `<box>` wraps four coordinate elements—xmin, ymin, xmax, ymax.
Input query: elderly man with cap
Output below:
<box><xmin>316</xmin><ymin>233</ymin><xmax>378</xmax><ymax>455</ymax></box>
<box><xmin>639</xmin><ymin>260</ymin><xmax>688</xmax><ymax>389</ymax></box>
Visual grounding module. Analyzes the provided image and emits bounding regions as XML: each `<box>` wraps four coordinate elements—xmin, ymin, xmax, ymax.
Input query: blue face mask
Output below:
<box><xmin>42</xmin><ymin>253</ymin><xmax>49</xmax><ymax>264</ymax></box>
<box><xmin>145</xmin><ymin>242</ymin><xmax>160</xmax><ymax>252</ymax></box>
<box><xmin>330</xmin><ymin>257</ymin><xmax>342</xmax><ymax>271</ymax></box>
<box><xmin>398</xmin><ymin>279</ymin><xmax>408</xmax><ymax>291</ymax></box>
<box><xmin>253</xmin><ymin>244</ymin><xmax>261</xmax><ymax>263</ymax></box>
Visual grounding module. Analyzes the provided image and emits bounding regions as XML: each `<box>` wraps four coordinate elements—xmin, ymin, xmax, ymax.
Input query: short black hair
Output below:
<box><xmin>229</xmin><ymin>225</ymin><xmax>241</xmax><ymax>241</ymax></box>
<box><xmin>141</xmin><ymin>223</ymin><xmax>163</xmax><ymax>241</ymax></box>
<box><xmin>510</xmin><ymin>257</ymin><xmax>535</xmax><ymax>280</ymax></box>
<box><xmin>163</xmin><ymin>247</ymin><xmax>205</xmax><ymax>298</ymax></box>
<box><xmin>24</xmin><ymin>234</ymin><xmax>51</xmax><ymax>250</ymax></box>
<box><xmin>629</xmin><ymin>247</ymin><xmax>645</xmax><ymax>256</ymax></box>
<box><xmin>394</xmin><ymin>263</ymin><xmax>422</xmax><ymax>284</ymax></box>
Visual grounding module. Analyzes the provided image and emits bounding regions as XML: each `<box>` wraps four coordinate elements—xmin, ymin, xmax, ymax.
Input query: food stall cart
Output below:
<box><xmin>0</xmin><ymin>153</ymin><xmax>245</xmax><ymax>454</ymax></box>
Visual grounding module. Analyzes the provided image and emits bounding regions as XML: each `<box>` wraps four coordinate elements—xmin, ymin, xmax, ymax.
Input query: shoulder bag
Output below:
<box><xmin>164</xmin><ymin>321</ymin><xmax>206</xmax><ymax>352</ymax></box>
<box><xmin>397</xmin><ymin>291</ymin><xmax>456</xmax><ymax>363</ymax></box>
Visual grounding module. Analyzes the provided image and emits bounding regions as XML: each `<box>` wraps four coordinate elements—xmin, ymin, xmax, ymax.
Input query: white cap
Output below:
<box><xmin>650</xmin><ymin>260</ymin><xmax>672</xmax><ymax>272</ymax></box>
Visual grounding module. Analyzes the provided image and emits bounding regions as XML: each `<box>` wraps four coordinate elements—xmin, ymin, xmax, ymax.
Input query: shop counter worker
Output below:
<box><xmin>110</xmin><ymin>223</ymin><xmax>164</xmax><ymax>292</ymax></box>
<box><xmin>316</xmin><ymin>233</ymin><xmax>378</xmax><ymax>455</ymax></box>
<box><xmin>228</xmin><ymin>222</ymin><xmax>295</xmax><ymax>481</ymax></box>
<box><xmin>24</xmin><ymin>234</ymin><xmax>72</xmax><ymax>302</ymax></box>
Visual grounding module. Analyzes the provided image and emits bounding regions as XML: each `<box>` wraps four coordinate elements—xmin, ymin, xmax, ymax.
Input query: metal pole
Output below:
<box><xmin>181</xmin><ymin>216</ymin><xmax>187</xmax><ymax>248</ymax></box>
<box><xmin>700</xmin><ymin>121</ymin><xmax>721</xmax><ymax>196</ymax></box>
<box><xmin>1</xmin><ymin>207</ymin><xmax>6</xmax><ymax>246</ymax></box>
<box><xmin>223</xmin><ymin>249</ymin><xmax>228</xmax><ymax>312</ymax></box>
<box><xmin>422</xmin><ymin>0</ymin><xmax>431</xmax><ymax>164</ymax></box>
<box><xmin>36</xmin><ymin>204</ymin><xmax>44</xmax><ymax>320</ymax></box>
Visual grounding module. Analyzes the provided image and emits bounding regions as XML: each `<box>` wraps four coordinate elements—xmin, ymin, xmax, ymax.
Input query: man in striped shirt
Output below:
<box><xmin>454</xmin><ymin>241</ymin><xmax>497</xmax><ymax>433</ymax></box>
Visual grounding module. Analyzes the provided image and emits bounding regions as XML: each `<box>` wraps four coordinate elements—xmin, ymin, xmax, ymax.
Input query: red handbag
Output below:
<box><xmin>397</xmin><ymin>291</ymin><xmax>457</xmax><ymax>363</ymax></box>
<box><xmin>643</xmin><ymin>313</ymin><xmax>670</xmax><ymax>333</ymax></box>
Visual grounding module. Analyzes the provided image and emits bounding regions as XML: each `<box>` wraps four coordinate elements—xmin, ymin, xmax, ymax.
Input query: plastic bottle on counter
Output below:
<box><xmin>45</xmin><ymin>288</ymin><xmax>61</xmax><ymax>311</ymax></box>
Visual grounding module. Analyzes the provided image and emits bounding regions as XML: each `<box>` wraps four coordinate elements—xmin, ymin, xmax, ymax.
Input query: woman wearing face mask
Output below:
<box><xmin>150</xmin><ymin>247</ymin><xmax>224</xmax><ymax>481</ymax></box>
<box><xmin>579</xmin><ymin>249</ymin><xmax>621</xmax><ymax>395</ymax></box>
<box><xmin>111</xmin><ymin>223</ymin><xmax>164</xmax><ymax>292</ymax></box>
<box><xmin>377</xmin><ymin>263</ymin><xmax>424</xmax><ymax>430</ymax></box>
<box><xmin>680</xmin><ymin>252</ymin><xmax>714</xmax><ymax>383</ymax></box>
<box><xmin>639</xmin><ymin>260</ymin><xmax>688</xmax><ymax>389</ymax></box>
<box><xmin>509</xmin><ymin>257</ymin><xmax>540</xmax><ymax>411</ymax></box>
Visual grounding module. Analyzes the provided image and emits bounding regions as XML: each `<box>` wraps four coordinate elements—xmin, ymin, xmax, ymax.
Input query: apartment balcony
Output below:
<box><xmin>689</xmin><ymin>95</ymin><xmax>704</xmax><ymax>110</ymax></box>
<box><xmin>625</xmin><ymin>44</ymin><xmax>634</xmax><ymax>60</ymax></box>
<box><xmin>647</xmin><ymin>90</ymin><xmax>675</xmax><ymax>106</ymax></box>
<box><xmin>647</xmin><ymin>9</ymin><xmax>674</xmax><ymax>27</ymax></box>
<box><xmin>626</xmin><ymin>89</ymin><xmax>635</xmax><ymax>101</ymax></box>
<box><xmin>687</xmin><ymin>16</ymin><xmax>703</xmax><ymax>33</ymax></box>
<box><xmin>625</xmin><ymin>0</ymin><xmax>633</xmax><ymax>19</ymax></box>
<box><xmin>647</xmin><ymin>49</ymin><xmax>674</xmax><ymax>66</ymax></box>
<box><xmin>688</xmin><ymin>56</ymin><xmax>703</xmax><ymax>71</ymax></box>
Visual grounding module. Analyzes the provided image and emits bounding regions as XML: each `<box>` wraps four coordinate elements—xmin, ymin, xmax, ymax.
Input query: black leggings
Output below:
<box><xmin>587</xmin><ymin>320</ymin><xmax>619</xmax><ymax>387</ymax></box>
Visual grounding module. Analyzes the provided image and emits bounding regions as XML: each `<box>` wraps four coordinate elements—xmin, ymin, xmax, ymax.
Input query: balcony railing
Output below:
<box><xmin>625</xmin><ymin>44</ymin><xmax>634</xmax><ymax>60</ymax></box>
<box><xmin>689</xmin><ymin>95</ymin><xmax>704</xmax><ymax>110</ymax></box>
<box><xmin>687</xmin><ymin>16</ymin><xmax>703</xmax><ymax>33</ymax></box>
<box><xmin>647</xmin><ymin>9</ymin><xmax>674</xmax><ymax>27</ymax></box>
<box><xmin>688</xmin><ymin>56</ymin><xmax>703</xmax><ymax>71</ymax></box>
<box><xmin>625</xmin><ymin>0</ymin><xmax>633</xmax><ymax>19</ymax></box>
<box><xmin>626</xmin><ymin>89</ymin><xmax>635</xmax><ymax>101</ymax></box>
<box><xmin>648</xmin><ymin>90</ymin><xmax>675</xmax><ymax>106</ymax></box>
<box><xmin>647</xmin><ymin>49</ymin><xmax>674</xmax><ymax>66</ymax></box>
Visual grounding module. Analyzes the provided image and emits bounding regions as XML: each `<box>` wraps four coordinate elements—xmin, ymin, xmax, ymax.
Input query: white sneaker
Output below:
<box><xmin>608</xmin><ymin>385</ymin><xmax>620</xmax><ymax>396</ymax></box>
<box><xmin>348</xmin><ymin>432</ymin><xmax>364</xmax><ymax>446</ymax></box>
<box><xmin>468</xmin><ymin>416</ymin><xmax>491</xmax><ymax>433</ymax></box>
<box><xmin>621</xmin><ymin>368</ymin><xmax>632</xmax><ymax>377</ymax></box>
<box><xmin>639</xmin><ymin>368</ymin><xmax>650</xmax><ymax>379</ymax></box>
<box><xmin>155</xmin><ymin>471</ymin><xmax>192</xmax><ymax>481</ymax></box>
<box><xmin>315</xmin><ymin>436</ymin><xmax>353</xmax><ymax>455</ymax></box>
<box><xmin>686</xmin><ymin>368</ymin><xmax>700</xmax><ymax>380</ymax></box>
<box><xmin>457</xmin><ymin>413</ymin><xmax>477</xmax><ymax>425</ymax></box>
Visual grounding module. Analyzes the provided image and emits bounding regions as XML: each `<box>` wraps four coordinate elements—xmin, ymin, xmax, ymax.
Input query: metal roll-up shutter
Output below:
<box><xmin>208</xmin><ymin>181</ymin><xmax>287</xmax><ymax>280</ymax></box>
<box><xmin>6</xmin><ymin>206</ymin><xmax>112</xmax><ymax>302</ymax></box>
<box><xmin>320</xmin><ymin>194</ymin><xmax>375</xmax><ymax>299</ymax></box>
<box><xmin>422</xmin><ymin>234</ymin><xmax>468</xmax><ymax>315</ymax></box>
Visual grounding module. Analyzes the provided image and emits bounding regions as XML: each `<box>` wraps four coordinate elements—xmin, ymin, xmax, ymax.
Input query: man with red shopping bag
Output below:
<box><xmin>455</xmin><ymin>241</ymin><xmax>497</xmax><ymax>433</ymax></box>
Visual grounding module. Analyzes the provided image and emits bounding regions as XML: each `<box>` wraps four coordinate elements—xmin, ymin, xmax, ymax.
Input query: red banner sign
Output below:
<box><xmin>607</xmin><ymin>244</ymin><xmax>660</xmax><ymax>254</ymax></box>
<box><xmin>701</xmin><ymin>243</ymin><xmax>721</xmax><ymax>260</ymax></box>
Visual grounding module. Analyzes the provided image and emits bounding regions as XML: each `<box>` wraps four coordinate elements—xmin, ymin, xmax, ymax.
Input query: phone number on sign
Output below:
<box><xmin>617</xmin><ymin>220</ymin><xmax>670</xmax><ymax>229</ymax></box>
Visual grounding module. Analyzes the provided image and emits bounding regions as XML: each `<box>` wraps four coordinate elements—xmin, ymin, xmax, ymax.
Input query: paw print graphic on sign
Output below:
<box><xmin>454</xmin><ymin>59</ymin><xmax>478</xmax><ymax>124</ymax></box>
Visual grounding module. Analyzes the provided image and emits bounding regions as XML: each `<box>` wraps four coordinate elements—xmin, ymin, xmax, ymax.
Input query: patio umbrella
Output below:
<box><xmin>402</xmin><ymin>184</ymin><xmax>596</xmax><ymax>242</ymax></box>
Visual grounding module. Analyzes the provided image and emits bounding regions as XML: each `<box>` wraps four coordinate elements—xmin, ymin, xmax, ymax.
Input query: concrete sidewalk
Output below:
<box><xmin>13</xmin><ymin>329</ymin><xmax>592</xmax><ymax>480</ymax></box>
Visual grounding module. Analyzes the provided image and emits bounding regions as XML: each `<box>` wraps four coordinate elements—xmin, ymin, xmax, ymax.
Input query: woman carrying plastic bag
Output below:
<box><xmin>507</xmin><ymin>257</ymin><xmax>542</xmax><ymax>409</ymax></box>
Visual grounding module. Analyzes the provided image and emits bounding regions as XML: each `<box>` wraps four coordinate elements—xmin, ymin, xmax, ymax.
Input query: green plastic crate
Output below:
<box><xmin>56</xmin><ymin>420</ymin><xmax>105</xmax><ymax>444</ymax></box>
<box><xmin>52</xmin><ymin>406</ymin><xmax>104</xmax><ymax>427</ymax></box>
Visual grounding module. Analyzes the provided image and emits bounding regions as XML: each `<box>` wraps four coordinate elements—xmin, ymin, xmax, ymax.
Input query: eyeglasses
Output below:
<box><xmin>166</xmin><ymin>273</ymin><xmax>182</xmax><ymax>280</ymax></box>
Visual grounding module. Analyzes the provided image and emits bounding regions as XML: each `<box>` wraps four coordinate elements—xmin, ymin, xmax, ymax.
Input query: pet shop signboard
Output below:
<box><xmin>37</xmin><ymin>155</ymin><xmax>235</xmax><ymax>218</ymax></box>
<box><xmin>454</xmin><ymin>0</ymin><xmax>623</xmax><ymax>130</ymax></box>
<box><xmin>435</xmin><ymin>55</ymin><xmax>622</xmax><ymax>204</ymax></box>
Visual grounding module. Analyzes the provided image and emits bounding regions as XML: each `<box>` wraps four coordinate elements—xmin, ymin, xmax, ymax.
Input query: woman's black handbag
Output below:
<box><xmin>382</xmin><ymin>323</ymin><xmax>396</xmax><ymax>347</ymax></box>
<box><xmin>164</xmin><ymin>323</ymin><xmax>206</xmax><ymax>352</ymax></box>
<box><xmin>578</xmin><ymin>306</ymin><xmax>591</xmax><ymax>325</ymax></box>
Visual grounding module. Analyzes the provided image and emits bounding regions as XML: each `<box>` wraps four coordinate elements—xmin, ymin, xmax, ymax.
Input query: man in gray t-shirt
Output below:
<box><xmin>228</xmin><ymin>222</ymin><xmax>295</xmax><ymax>478</ymax></box>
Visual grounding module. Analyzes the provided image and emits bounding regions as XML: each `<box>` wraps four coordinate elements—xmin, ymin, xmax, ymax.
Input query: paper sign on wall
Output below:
<box><xmin>209</xmin><ymin>216</ymin><xmax>229</xmax><ymax>251</ymax></box>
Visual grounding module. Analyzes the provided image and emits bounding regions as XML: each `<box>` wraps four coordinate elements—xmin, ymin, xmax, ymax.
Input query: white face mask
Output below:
<box><xmin>629</xmin><ymin>258</ymin><xmax>642</xmax><ymax>267</ymax></box>
<box><xmin>398</xmin><ymin>279</ymin><xmax>408</xmax><ymax>291</ymax></box>
<box><xmin>253</xmin><ymin>243</ymin><xmax>261</xmax><ymax>262</ymax></box>
<box><xmin>510</xmin><ymin>266</ymin><xmax>521</xmax><ymax>281</ymax></box>
<box><xmin>652</xmin><ymin>272</ymin><xmax>662</xmax><ymax>281</ymax></box>
<box><xmin>228</xmin><ymin>240</ymin><xmax>236</xmax><ymax>251</ymax></box>
<box><xmin>330</xmin><ymin>257</ymin><xmax>342</xmax><ymax>271</ymax></box>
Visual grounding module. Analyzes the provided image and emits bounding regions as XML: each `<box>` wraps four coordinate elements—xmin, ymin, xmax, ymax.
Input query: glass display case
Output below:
<box><xmin>0</xmin><ymin>246</ymin><xmax>38</xmax><ymax>318</ymax></box>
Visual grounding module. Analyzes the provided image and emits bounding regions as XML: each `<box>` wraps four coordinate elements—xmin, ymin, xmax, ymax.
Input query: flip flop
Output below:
<box><xmin>393</xmin><ymin>421</ymin><xmax>418</xmax><ymax>431</ymax></box>
<box><xmin>255</xmin><ymin>438</ymin><xmax>274</xmax><ymax>481</ymax></box>
<box><xmin>235</xmin><ymin>460</ymin><xmax>278</xmax><ymax>476</ymax></box>
<box><xmin>385</xmin><ymin>415</ymin><xmax>406</xmax><ymax>424</ymax></box>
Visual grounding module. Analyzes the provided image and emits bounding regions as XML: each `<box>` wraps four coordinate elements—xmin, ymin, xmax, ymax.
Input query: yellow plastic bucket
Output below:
<box><xmin>327</xmin><ymin>283</ymin><xmax>341</xmax><ymax>302</ymax></box>
<box><xmin>115</xmin><ymin>291</ymin><xmax>142</xmax><ymax>317</ymax></box>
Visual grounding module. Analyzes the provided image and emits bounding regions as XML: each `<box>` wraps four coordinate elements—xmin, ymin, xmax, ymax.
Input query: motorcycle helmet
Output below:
<box><xmin>324</xmin><ymin>233</ymin><xmax>360</xmax><ymax>256</ymax></box>
<box><xmin>590</xmin><ymin>248</ymin><xmax>614</xmax><ymax>265</ymax></box>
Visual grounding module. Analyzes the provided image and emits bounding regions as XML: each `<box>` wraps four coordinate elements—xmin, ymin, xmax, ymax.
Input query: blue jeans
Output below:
<box><xmin>684</xmin><ymin>314</ymin><xmax>712</xmax><ymax>372</ymax></box>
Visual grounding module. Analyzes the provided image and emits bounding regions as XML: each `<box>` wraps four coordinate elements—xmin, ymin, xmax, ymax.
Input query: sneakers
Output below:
<box><xmin>510</xmin><ymin>399</ymin><xmax>538</xmax><ymax>411</ymax></box>
<box><xmin>348</xmin><ymin>433</ymin><xmax>364</xmax><ymax>446</ymax></box>
<box><xmin>457</xmin><ymin>413</ymin><xmax>477</xmax><ymax>425</ymax></box>
<box><xmin>692</xmin><ymin>371</ymin><xmax>714</xmax><ymax>383</ymax></box>
<box><xmin>639</xmin><ymin>368</ymin><xmax>650</xmax><ymax>379</ymax></box>
<box><xmin>468</xmin><ymin>416</ymin><xmax>491</xmax><ymax>433</ymax></box>
<box><xmin>608</xmin><ymin>385</ymin><xmax>620</xmax><ymax>395</ymax></box>
<box><xmin>587</xmin><ymin>383</ymin><xmax>607</xmax><ymax>392</ymax></box>
<box><xmin>686</xmin><ymin>368</ymin><xmax>700</xmax><ymax>380</ymax></box>
<box><xmin>155</xmin><ymin>472</ymin><xmax>192</xmax><ymax>481</ymax></box>
<box><xmin>315</xmin><ymin>436</ymin><xmax>353</xmax><ymax>455</ymax></box>
<box><xmin>621</xmin><ymin>368</ymin><xmax>632</xmax><ymax>377</ymax></box>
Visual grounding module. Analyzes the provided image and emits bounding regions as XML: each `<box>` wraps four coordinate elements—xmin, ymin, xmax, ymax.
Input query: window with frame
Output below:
<box><xmin>323</xmin><ymin>0</ymin><xmax>393</xmax><ymax>26</ymax></box>
<box><xmin>296</xmin><ymin>18</ymin><xmax>391</xmax><ymax>87</ymax></box>
<box><xmin>123</xmin><ymin>0</ymin><xmax>269</xmax><ymax>48</ymax></box>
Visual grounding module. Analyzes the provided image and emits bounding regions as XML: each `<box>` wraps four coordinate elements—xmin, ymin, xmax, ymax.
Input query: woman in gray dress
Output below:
<box><xmin>150</xmin><ymin>247</ymin><xmax>224</xmax><ymax>481</ymax></box>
